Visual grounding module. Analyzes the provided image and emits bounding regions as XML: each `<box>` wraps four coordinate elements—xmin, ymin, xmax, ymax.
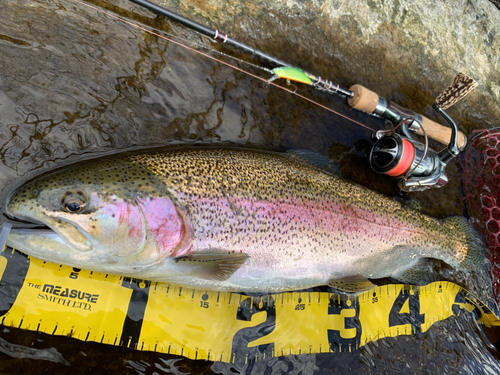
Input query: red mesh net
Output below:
<box><xmin>463</xmin><ymin>128</ymin><xmax>500</xmax><ymax>304</ymax></box>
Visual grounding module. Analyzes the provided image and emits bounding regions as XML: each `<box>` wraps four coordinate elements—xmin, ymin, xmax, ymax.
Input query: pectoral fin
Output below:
<box><xmin>328</xmin><ymin>275</ymin><xmax>376</xmax><ymax>293</ymax></box>
<box><xmin>174</xmin><ymin>253</ymin><xmax>249</xmax><ymax>281</ymax></box>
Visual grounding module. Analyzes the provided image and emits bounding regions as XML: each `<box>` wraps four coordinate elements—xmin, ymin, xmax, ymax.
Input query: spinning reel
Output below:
<box><xmin>348</xmin><ymin>73</ymin><xmax>478</xmax><ymax>192</ymax></box>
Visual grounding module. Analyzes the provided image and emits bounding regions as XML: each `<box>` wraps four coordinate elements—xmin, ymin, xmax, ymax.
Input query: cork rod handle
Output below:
<box><xmin>417</xmin><ymin>117</ymin><xmax>467</xmax><ymax>149</ymax></box>
<box><xmin>348</xmin><ymin>84</ymin><xmax>380</xmax><ymax>113</ymax></box>
<box><xmin>347</xmin><ymin>84</ymin><xmax>467</xmax><ymax>149</ymax></box>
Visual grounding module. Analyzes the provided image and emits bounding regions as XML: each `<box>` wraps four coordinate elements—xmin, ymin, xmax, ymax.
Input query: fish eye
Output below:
<box><xmin>62</xmin><ymin>192</ymin><xmax>87</xmax><ymax>213</ymax></box>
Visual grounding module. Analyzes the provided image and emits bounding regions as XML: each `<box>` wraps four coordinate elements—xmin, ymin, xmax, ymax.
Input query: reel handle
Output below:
<box><xmin>348</xmin><ymin>84</ymin><xmax>467</xmax><ymax>149</ymax></box>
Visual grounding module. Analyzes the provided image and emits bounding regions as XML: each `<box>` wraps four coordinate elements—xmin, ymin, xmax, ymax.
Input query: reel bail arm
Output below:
<box><xmin>433</xmin><ymin>103</ymin><xmax>460</xmax><ymax>164</ymax></box>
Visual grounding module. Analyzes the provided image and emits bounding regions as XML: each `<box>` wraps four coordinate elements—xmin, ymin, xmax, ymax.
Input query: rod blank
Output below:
<box><xmin>128</xmin><ymin>0</ymin><xmax>291</xmax><ymax>67</ymax></box>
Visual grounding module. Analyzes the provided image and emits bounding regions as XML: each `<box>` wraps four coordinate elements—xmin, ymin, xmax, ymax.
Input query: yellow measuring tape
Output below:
<box><xmin>0</xmin><ymin>246</ymin><xmax>498</xmax><ymax>364</ymax></box>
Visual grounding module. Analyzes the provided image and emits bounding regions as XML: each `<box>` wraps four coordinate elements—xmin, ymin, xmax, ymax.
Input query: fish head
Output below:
<box><xmin>5</xmin><ymin>157</ymin><xmax>191</xmax><ymax>272</ymax></box>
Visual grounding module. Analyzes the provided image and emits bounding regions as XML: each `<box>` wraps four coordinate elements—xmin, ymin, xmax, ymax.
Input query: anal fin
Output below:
<box><xmin>328</xmin><ymin>275</ymin><xmax>376</xmax><ymax>293</ymax></box>
<box><xmin>174</xmin><ymin>252</ymin><xmax>249</xmax><ymax>281</ymax></box>
<box><xmin>393</xmin><ymin>259</ymin><xmax>435</xmax><ymax>285</ymax></box>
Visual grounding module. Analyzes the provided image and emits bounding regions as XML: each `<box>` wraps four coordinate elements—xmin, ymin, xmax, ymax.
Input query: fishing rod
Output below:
<box><xmin>127</xmin><ymin>0</ymin><xmax>477</xmax><ymax>192</ymax></box>
<box><xmin>127</xmin><ymin>0</ymin><xmax>354</xmax><ymax>98</ymax></box>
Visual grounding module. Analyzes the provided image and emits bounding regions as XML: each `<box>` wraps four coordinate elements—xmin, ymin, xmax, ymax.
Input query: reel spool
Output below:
<box><xmin>369</xmin><ymin>132</ymin><xmax>447</xmax><ymax>192</ymax></box>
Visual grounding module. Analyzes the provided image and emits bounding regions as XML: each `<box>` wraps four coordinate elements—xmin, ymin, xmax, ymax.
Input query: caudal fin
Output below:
<box><xmin>444</xmin><ymin>216</ymin><xmax>487</xmax><ymax>272</ymax></box>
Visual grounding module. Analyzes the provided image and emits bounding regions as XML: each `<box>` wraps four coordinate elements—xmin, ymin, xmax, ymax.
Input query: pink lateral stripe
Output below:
<box><xmin>191</xmin><ymin>195</ymin><xmax>427</xmax><ymax>241</ymax></box>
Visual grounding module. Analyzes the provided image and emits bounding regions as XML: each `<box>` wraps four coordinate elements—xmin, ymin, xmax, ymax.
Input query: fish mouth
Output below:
<box><xmin>3</xmin><ymin>211</ymin><xmax>50</xmax><ymax>230</ymax></box>
<box><xmin>4</xmin><ymin>211</ymin><xmax>93</xmax><ymax>252</ymax></box>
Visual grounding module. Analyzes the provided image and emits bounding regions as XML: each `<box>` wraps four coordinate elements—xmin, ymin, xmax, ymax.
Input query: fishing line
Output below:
<box><xmin>194</xmin><ymin>39</ymin><xmax>274</xmax><ymax>74</ymax></box>
<box><xmin>70</xmin><ymin>0</ymin><xmax>375</xmax><ymax>132</ymax></box>
<box><xmin>103</xmin><ymin>4</ymin><xmax>274</xmax><ymax>75</ymax></box>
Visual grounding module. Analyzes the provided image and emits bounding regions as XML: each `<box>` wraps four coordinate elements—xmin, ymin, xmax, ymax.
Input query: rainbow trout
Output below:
<box><xmin>5</xmin><ymin>148</ymin><xmax>485</xmax><ymax>292</ymax></box>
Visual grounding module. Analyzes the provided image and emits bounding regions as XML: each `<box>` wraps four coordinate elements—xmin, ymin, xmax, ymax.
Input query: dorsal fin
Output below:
<box><xmin>285</xmin><ymin>149</ymin><xmax>338</xmax><ymax>173</ymax></box>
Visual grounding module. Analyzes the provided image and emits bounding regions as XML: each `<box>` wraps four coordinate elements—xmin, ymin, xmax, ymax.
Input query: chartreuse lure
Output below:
<box><xmin>270</xmin><ymin>67</ymin><xmax>313</xmax><ymax>85</ymax></box>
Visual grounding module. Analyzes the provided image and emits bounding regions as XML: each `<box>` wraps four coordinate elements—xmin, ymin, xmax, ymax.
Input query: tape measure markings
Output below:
<box><xmin>0</xmin><ymin>247</ymin><xmax>498</xmax><ymax>364</ymax></box>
